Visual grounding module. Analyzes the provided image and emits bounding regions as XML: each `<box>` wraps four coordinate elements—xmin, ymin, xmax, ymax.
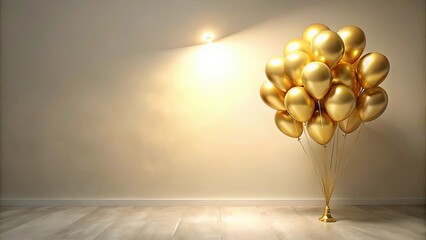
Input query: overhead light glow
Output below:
<box><xmin>202</xmin><ymin>32</ymin><xmax>214</xmax><ymax>44</ymax></box>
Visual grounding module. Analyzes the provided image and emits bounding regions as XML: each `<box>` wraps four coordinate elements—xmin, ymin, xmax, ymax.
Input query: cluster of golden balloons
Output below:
<box><xmin>260</xmin><ymin>23</ymin><xmax>389</xmax><ymax>145</ymax></box>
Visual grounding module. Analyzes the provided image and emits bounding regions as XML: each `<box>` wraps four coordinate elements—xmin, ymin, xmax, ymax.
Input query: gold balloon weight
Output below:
<box><xmin>319</xmin><ymin>206</ymin><xmax>336</xmax><ymax>222</ymax></box>
<box><xmin>260</xmin><ymin>23</ymin><xmax>390</xmax><ymax>222</ymax></box>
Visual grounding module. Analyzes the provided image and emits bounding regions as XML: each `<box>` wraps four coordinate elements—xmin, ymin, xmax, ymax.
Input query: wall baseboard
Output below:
<box><xmin>1</xmin><ymin>198</ymin><xmax>424</xmax><ymax>206</ymax></box>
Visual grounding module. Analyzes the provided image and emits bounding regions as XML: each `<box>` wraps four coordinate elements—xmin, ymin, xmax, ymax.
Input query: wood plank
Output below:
<box><xmin>328</xmin><ymin>205</ymin><xmax>423</xmax><ymax>240</ymax></box>
<box><xmin>220</xmin><ymin>206</ymin><xmax>279</xmax><ymax>240</ymax></box>
<box><xmin>135</xmin><ymin>206</ymin><xmax>186</xmax><ymax>240</ymax></box>
<box><xmin>259</xmin><ymin>206</ymin><xmax>322</xmax><ymax>240</ymax></box>
<box><xmin>94</xmin><ymin>207</ymin><xmax>153</xmax><ymax>240</ymax></box>
<box><xmin>385</xmin><ymin>205</ymin><xmax>426</xmax><ymax>220</ymax></box>
<box><xmin>172</xmin><ymin>206</ymin><xmax>221</xmax><ymax>240</ymax></box>
<box><xmin>0</xmin><ymin>205</ymin><xmax>424</xmax><ymax>240</ymax></box>
<box><xmin>48</xmin><ymin>206</ymin><xmax>132</xmax><ymax>240</ymax></box>
<box><xmin>0</xmin><ymin>206</ymin><xmax>53</xmax><ymax>233</ymax></box>
<box><xmin>0</xmin><ymin>207</ymin><xmax>31</xmax><ymax>220</ymax></box>
<box><xmin>355</xmin><ymin>205</ymin><xmax>425</xmax><ymax>236</ymax></box>
<box><xmin>0</xmin><ymin>206</ymin><xmax>96</xmax><ymax>240</ymax></box>
<box><xmin>292</xmin><ymin>206</ymin><xmax>351</xmax><ymax>240</ymax></box>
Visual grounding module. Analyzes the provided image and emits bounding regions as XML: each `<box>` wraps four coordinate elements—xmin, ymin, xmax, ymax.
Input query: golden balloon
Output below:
<box><xmin>284</xmin><ymin>39</ymin><xmax>310</xmax><ymax>56</ymax></box>
<box><xmin>275</xmin><ymin>111</ymin><xmax>303</xmax><ymax>138</ymax></box>
<box><xmin>339</xmin><ymin>109</ymin><xmax>362</xmax><ymax>134</ymax></box>
<box><xmin>331</xmin><ymin>62</ymin><xmax>357</xmax><ymax>90</ymax></box>
<box><xmin>284</xmin><ymin>87</ymin><xmax>315</xmax><ymax>122</ymax></box>
<box><xmin>311</xmin><ymin>30</ymin><xmax>344</xmax><ymax>68</ymax></box>
<box><xmin>356</xmin><ymin>52</ymin><xmax>390</xmax><ymax>89</ymax></box>
<box><xmin>265</xmin><ymin>56</ymin><xmax>294</xmax><ymax>92</ymax></box>
<box><xmin>284</xmin><ymin>51</ymin><xmax>311</xmax><ymax>86</ymax></box>
<box><xmin>307</xmin><ymin>110</ymin><xmax>336</xmax><ymax>145</ymax></box>
<box><xmin>356</xmin><ymin>87</ymin><xmax>388</xmax><ymax>122</ymax></box>
<box><xmin>324</xmin><ymin>85</ymin><xmax>357</xmax><ymax>122</ymax></box>
<box><xmin>302</xmin><ymin>23</ymin><xmax>330</xmax><ymax>45</ymax></box>
<box><xmin>302</xmin><ymin>61</ymin><xmax>332</xmax><ymax>100</ymax></box>
<box><xmin>338</xmin><ymin>26</ymin><xmax>366</xmax><ymax>64</ymax></box>
<box><xmin>259</xmin><ymin>80</ymin><xmax>286</xmax><ymax>111</ymax></box>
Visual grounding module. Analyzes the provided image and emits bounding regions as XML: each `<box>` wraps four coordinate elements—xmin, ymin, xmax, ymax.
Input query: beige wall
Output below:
<box><xmin>1</xmin><ymin>0</ymin><xmax>424</xmax><ymax>201</ymax></box>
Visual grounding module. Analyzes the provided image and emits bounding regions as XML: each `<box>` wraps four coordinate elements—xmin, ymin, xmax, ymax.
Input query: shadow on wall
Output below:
<box><xmin>336</xmin><ymin>121</ymin><xmax>424</xmax><ymax>198</ymax></box>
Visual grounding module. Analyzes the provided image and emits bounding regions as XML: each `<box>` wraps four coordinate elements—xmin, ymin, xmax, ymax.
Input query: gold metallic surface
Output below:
<box><xmin>284</xmin><ymin>51</ymin><xmax>311</xmax><ymax>86</ymax></box>
<box><xmin>319</xmin><ymin>206</ymin><xmax>336</xmax><ymax>222</ymax></box>
<box><xmin>324</xmin><ymin>85</ymin><xmax>356</xmax><ymax>122</ymax></box>
<box><xmin>339</xmin><ymin>109</ymin><xmax>362</xmax><ymax>134</ymax></box>
<box><xmin>265</xmin><ymin>56</ymin><xmax>294</xmax><ymax>92</ymax></box>
<box><xmin>302</xmin><ymin>62</ymin><xmax>332</xmax><ymax>100</ymax></box>
<box><xmin>283</xmin><ymin>39</ymin><xmax>310</xmax><ymax>56</ymax></box>
<box><xmin>307</xmin><ymin>110</ymin><xmax>336</xmax><ymax>145</ymax></box>
<box><xmin>302</xmin><ymin>23</ymin><xmax>330</xmax><ymax>45</ymax></box>
<box><xmin>259</xmin><ymin>80</ymin><xmax>286</xmax><ymax>111</ymax></box>
<box><xmin>284</xmin><ymin>87</ymin><xmax>315</xmax><ymax>122</ymax></box>
<box><xmin>338</xmin><ymin>26</ymin><xmax>366</xmax><ymax>64</ymax></box>
<box><xmin>331</xmin><ymin>62</ymin><xmax>357</xmax><ymax>89</ymax></box>
<box><xmin>311</xmin><ymin>30</ymin><xmax>344</xmax><ymax>68</ymax></box>
<box><xmin>274</xmin><ymin>111</ymin><xmax>303</xmax><ymax>138</ymax></box>
<box><xmin>357</xmin><ymin>87</ymin><xmax>388</xmax><ymax>122</ymax></box>
<box><xmin>356</xmin><ymin>52</ymin><xmax>390</xmax><ymax>89</ymax></box>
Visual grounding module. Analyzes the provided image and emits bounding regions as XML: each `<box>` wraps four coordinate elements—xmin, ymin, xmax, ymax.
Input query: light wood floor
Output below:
<box><xmin>0</xmin><ymin>205</ymin><xmax>424</xmax><ymax>240</ymax></box>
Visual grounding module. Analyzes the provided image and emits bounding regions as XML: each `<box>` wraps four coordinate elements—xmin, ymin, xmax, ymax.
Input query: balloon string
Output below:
<box><xmin>345</xmin><ymin>112</ymin><xmax>350</xmax><ymax>131</ymax></box>
<box><xmin>303</xmin><ymin>123</ymin><xmax>319</xmax><ymax>174</ymax></box>
<box><xmin>317</xmin><ymin>100</ymin><xmax>329</xmax><ymax>203</ymax></box>
<box><xmin>331</xmin><ymin>132</ymin><xmax>347</xmax><ymax>195</ymax></box>
<box><xmin>291</xmin><ymin>118</ymin><xmax>298</xmax><ymax>138</ymax></box>
<box><xmin>322</xmin><ymin>145</ymin><xmax>330</xmax><ymax>205</ymax></box>
<box><xmin>337</xmin><ymin>133</ymin><xmax>347</xmax><ymax>175</ymax></box>
<box><xmin>334</xmin><ymin>128</ymin><xmax>340</xmax><ymax>174</ymax></box>
<box><xmin>317</xmin><ymin>100</ymin><xmax>324</xmax><ymax>142</ymax></box>
<box><xmin>354</xmin><ymin>123</ymin><xmax>364</xmax><ymax>144</ymax></box>
<box><xmin>332</xmin><ymin>128</ymin><xmax>340</xmax><ymax>192</ymax></box>
<box><xmin>318</xmin><ymin>100</ymin><xmax>331</xmax><ymax>204</ymax></box>
<box><xmin>298</xmin><ymin>137</ymin><xmax>323</xmax><ymax>196</ymax></box>
<box><xmin>303</xmin><ymin>124</ymin><xmax>326</xmax><ymax>198</ymax></box>
<box><xmin>329</xmin><ymin>126</ymin><xmax>338</xmax><ymax>172</ymax></box>
<box><xmin>342</xmin><ymin>124</ymin><xmax>364</xmax><ymax>171</ymax></box>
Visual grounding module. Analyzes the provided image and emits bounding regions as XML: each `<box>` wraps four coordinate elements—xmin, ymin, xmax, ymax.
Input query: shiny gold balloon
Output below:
<box><xmin>260</xmin><ymin>80</ymin><xmax>286</xmax><ymax>111</ymax></box>
<box><xmin>284</xmin><ymin>87</ymin><xmax>315</xmax><ymax>122</ymax></box>
<box><xmin>265</xmin><ymin>56</ymin><xmax>294</xmax><ymax>92</ymax></box>
<box><xmin>311</xmin><ymin>30</ymin><xmax>344</xmax><ymax>68</ymax></box>
<box><xmin>284</xmin><ymin>51</ymin><xmax>311</xmax><ymax>86</ymax></box>
<box><xmin>339</xmin><ymin>109</ymin><xmax>362</xmax><ymax>134</ymax></box>
<box><xmin>307</xmin><ymin>110</ymin><xmax>336</xmax><ymax>145</ymax></box>
<box><xmin>275</xmin><ymin>111</ymin><xmax>304</xmax><ymax>138</ymax></box>
<box><xmin>331</xmin><ymin>62</ymin><xmax>357</xmax><ymax>90</ymax></box>
<box><xmin>356</xmin><ymin>52</ymin><xmax>390</xmax><ymax>89</ymax></box>
<box><xmin>324</xmin><ymin>85</ymin><xmax>356</xmax><ymax>122</ymax></box>
<box><xmin>338</xmin><ymin>26</ymin><xmax>366</xmax><ymax>63</ymax></box>
<box><xmin>356</xmin><ymin>87</ymin><xmax>388</xmax><ymax>122</ymax></box>
<box><xmin>284</xmin><ymin>39</ymin><xmax>310</xmax><ymax>56</ymax></box>
<box><xmin>302</xmin><ymin>62</ymin><xmax>332</xmax><ymax>100</ymax></box>
<box><xmin>302</xmin><ymin>23</ymin><xmax>330</xmax><ymax>45</ymax></box>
